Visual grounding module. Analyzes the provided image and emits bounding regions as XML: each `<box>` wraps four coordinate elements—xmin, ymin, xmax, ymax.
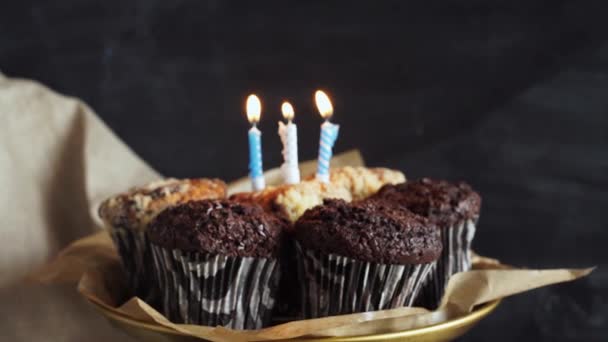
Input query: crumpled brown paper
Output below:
<box><xmin>0</xmin><ymin>72</ymin><xmax>162</xmax><ymax>342</ymax></box>
<box><xmin>43</xmin><ymin>231</ymin><xmax>592</xmax><ymax>342</ymax></box>
<box><xmin>33</xmin><ymin>151</ymin><xmax>594</xmax><ymax>342</ymax></box>
<box><xmin>0</xmin><ymin>72</ymin><xmax>160</xmax><ymax>286</ymax></box>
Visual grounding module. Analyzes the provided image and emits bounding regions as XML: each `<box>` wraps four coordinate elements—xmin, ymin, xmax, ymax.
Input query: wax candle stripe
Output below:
<box><xmin>321</xmin><ymin>136</ymin><xmax>333</xmax><ymax>146</ymax></box>
<box><xmin>320</xmin><ymin>149</ymin><xmax>330</xmax><ymax>158</ymax></box>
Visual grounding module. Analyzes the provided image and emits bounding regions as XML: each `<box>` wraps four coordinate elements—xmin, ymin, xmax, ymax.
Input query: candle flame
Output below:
<box><xmin>281</xmin><ymin>101</ymin><xmax>295</xmax><ymax>121</ymax></box>
<box><xmin>246</xmin><ymin>94</ymin><xmax>261</xmax><ymax>124</ymax></box>
<box><xmin>315</xmin><ymin>90</ymin><xmax>333</xmax><ymax>119</ymax></box>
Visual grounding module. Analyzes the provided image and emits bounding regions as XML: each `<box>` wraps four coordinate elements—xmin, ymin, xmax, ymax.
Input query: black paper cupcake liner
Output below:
<box><xmin>415</xmin><ymin>219</ymin><xmax>477</xmax><ymax>309</ymax></box>
<box><xmin>295</xmin><ymin>242</ymin><xmax>436</xmax><ymax>319</ymax></box>
<box><xmin>150</xmin><ymin>245</ymin><xmax>280</xmax><ymax>329</ymax></box>
<box><xmin>109</xmin><ymin>227</ymin><xmax>159</xmax><ymax>305</ymax></box>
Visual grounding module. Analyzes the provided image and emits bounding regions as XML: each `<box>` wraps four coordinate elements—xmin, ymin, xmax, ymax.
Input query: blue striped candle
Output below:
<box><xmin>316</xmin><ymin>120</ymin><xmax>340</xmax><ymax>182</ymax></box>
<box><xmin>314</xmin><ymin>90</ymin><xmax>339</xmax><ymax>183</ymax></box>
<box><xmin>248</xmin><ymin>125</ymin><xmax>265</xmax><ymax>190</ymax></box>
<box><xmin>246</xmin><ymin>94</ymin><xmax>265</xmax><ymax>191</ymax></box>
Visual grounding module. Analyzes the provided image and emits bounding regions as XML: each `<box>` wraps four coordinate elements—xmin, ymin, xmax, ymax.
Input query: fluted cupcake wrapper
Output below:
<box><xmin>150</xmin><ymin>245</ymin><xmax>280</xmax><ymax>329</ymax></box>
<box><xmin>295</xmin><ymin>242</ymin><xmax>436</xmax><ymax>319</ymax></box>
<box><xmin>415</xmin><ymin>219</ymin><xmax>477</xmax><ymax>309</ymax></box>
<box><xmin>109</xmin><ymin>227</ymin><xmax>159</xmax><ymax>306</ymax></box>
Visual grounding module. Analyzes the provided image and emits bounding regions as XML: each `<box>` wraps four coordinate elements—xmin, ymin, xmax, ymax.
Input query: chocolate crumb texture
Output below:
<box><xmin>369</xmin><ymin>178</ymin><xmax>481</xmax><ymax>226</ymax></box>
<box><xmin>295</xmin><ymin>199</ymin><xmax>441</xmax><ymax>264</ymax></box>
<box><xmin>148</xmin><ymin>199</ymin><xmax>284</xmax><ymax>258</ymax></box>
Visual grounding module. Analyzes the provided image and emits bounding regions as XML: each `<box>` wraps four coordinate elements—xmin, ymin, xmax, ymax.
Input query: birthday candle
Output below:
<box><xmin>314</xmin><ymin>90</ymin><xmax>339</xmax><ymax>183</ymax></box>
<box><xmin>246</xmin><ymin>94</ymin><xmax>265</xmax><ymax>191</ymax></box>
<box><xmin>278</xmin><ymin>101</ymin><xmax>300</xmax><ymax>184</ymax></box>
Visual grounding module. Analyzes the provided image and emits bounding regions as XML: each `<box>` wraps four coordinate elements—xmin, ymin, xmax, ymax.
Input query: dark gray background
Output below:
<box><xmin>1</xmin><ymin>1</ymin><xmax>606</xmax><ymax>341</ymax></box>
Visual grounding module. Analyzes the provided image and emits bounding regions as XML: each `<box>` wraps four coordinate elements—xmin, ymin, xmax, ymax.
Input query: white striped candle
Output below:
<box><xmin>314</xmin><ymin>90</ymin><xmax>340</xmax><ymax>183</ymax></box>
<box><xmin>278</xmin><ymin>101</ymin><xmax>300</xmax><ymax>184</ymax></box>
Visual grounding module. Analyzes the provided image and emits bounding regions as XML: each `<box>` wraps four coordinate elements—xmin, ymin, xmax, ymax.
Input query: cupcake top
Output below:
<box><xmin>295</xmin><ymin>199</ymin><xmax>441</xmax><ymax>264</ymax></box>
<box><xmin>99</xmin><ymin>178</ymin><xmax>227</xmax><ymax>231</ymax></box>
<box><xmin>370</xmin><ymin>178</ymin><xmax>481</xmax><ymax>225</ymax></box>
<box><xmin>148</xmin><ymin>199</ymin><xmax>284</xmax><ymax>257</ymax></box>
<box><xmin>305</xmin><ymin>166</ymin><xmax>406</xmax><ymax>201</ymax></box>
<box><xmin>230</xmin><ymin>167</ymin><xmax>405</xmax><ymax>225</ymax></box>
<box><xmin>230</xmin><ymin>179</ymin><xmax>352</xmax><ymax>224</ymax></box>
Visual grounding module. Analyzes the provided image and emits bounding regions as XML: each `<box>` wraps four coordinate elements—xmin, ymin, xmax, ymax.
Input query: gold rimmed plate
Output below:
<box><xmin>89</xmin><ymin>299</ymin><xmax>500</xmax><ymax>342</ymax></box>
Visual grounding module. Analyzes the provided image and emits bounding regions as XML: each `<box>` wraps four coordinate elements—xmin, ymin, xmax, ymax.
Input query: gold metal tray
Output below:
<box><xmin>90</xmin><ymin>299</ymin><xmax>500</xmax><ymax>342</ymax></box>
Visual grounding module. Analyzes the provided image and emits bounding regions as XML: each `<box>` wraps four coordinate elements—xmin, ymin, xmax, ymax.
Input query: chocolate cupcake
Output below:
<box><xmin>231</xmin><ymin>179</ymin><xmax>355</xmax><ymax>320</ymax></box>
<box><xmin>98</xmin><ymin>178</ymin><xmax>226</xmax><ymax>305</ymax></box>
<box><xmin>369</xmin><ymin>178</ymin><xmax>481</xmax><ymax>309</ymax></box>
<box><xmin>294</xmin><ymin>199</ymin><xmax>441</xmax><ymax>318</ymax></box>
<box><xmin>148</xmin><ymin>199</ymin><xmax>284</xmax><ymax>329</ymax></box>
<box><xmin>231</xmin><ymin>168</ymin><xmax>406</xmax><ymax>320</ymax></box>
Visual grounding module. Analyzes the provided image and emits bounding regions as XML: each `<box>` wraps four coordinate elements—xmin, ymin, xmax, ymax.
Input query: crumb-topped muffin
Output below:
<box><xmin>294</xmin><ymin>199</ymin><xmax>441</xmax><ymax>317</ymax></box>
<box><xmin>230</xmin><ymin>179</ymin><xmax>352</xmax><ymax>223</ymax></box>
<box><xmin>148</xmin><ymin>199</ymin><xmax>284</xmax><ymax>329</ymax></box>
<box><xmin>306</xmin><ymin>166</ymin><xmax>406</xmax><ymax>201</ymax></box>
<box><xmin>99</xmin><ymin>178</ymin><xmax>227</xmax><ymax>230</ymax></box>
<box><xmin>230</xmin><ymin>167</ymin><xmax>405</xmax><ymax>224</ymax></box>
<box><xmin>97</xmin><ymin>178</ymin><xmax>227</xmax><ymax>305</ymax></box>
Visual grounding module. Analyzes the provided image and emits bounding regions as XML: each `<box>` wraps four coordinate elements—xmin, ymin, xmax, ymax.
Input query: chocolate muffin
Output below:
<box><xmin>231</xmin><ymin>167</ymin><xmax>406</xmax><ymax>321</ymax></box>
<box><xmin>371</xmin><ymin>178</ymin><xmax>481</xmax><ymax>226</ymax></box>
<box><xmin>369</xmin><ymin>178</ymin><xmax>481</xmax><ymax>308</ymax></box>
<box><xmin>148</xmin><ymin>199</ymin><xmax>284</xmax><ymax>329</ymax></box>
<box><xmin>148</xmin><ymin>200</ymin><xmax>282</xmax><ymax>256</ymax></box>
<box><xmin>98</xmin><ymin>178</ymin><xmax>226</xmax><ymax>305</ymax></box>
<box><xmin>231</xmin><ymin>179</ymin><xmax>354</xmax><ymax>320</ymax></box>
<box><xmin>294</xmin><ymin>199</ymin><xmax>441</xmax><ymax>318</ymax></box>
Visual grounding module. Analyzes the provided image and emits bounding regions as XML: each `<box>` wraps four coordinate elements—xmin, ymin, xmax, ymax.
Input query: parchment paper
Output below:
<box><xmin>39</xmin><ymin>229</ymin><xmax>591</xmax><ymax>342</ymax></box>
<box><xmin>33</xmin><ymin>151</ymin><xmax>593</xmax><ymax>341</ymax></box>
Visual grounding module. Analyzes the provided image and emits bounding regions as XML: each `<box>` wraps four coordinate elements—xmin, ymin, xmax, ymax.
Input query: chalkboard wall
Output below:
<box><xmin>1</xmin><ymin>1</ymin><xmax>606</xmax><ymax>341</ymax></box>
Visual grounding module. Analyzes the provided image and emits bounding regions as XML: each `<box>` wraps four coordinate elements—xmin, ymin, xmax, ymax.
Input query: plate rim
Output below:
<box><xmin>88</xmin><ymin>298</ymin><xmax>501</xmax><ymax>341</ymax></box>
